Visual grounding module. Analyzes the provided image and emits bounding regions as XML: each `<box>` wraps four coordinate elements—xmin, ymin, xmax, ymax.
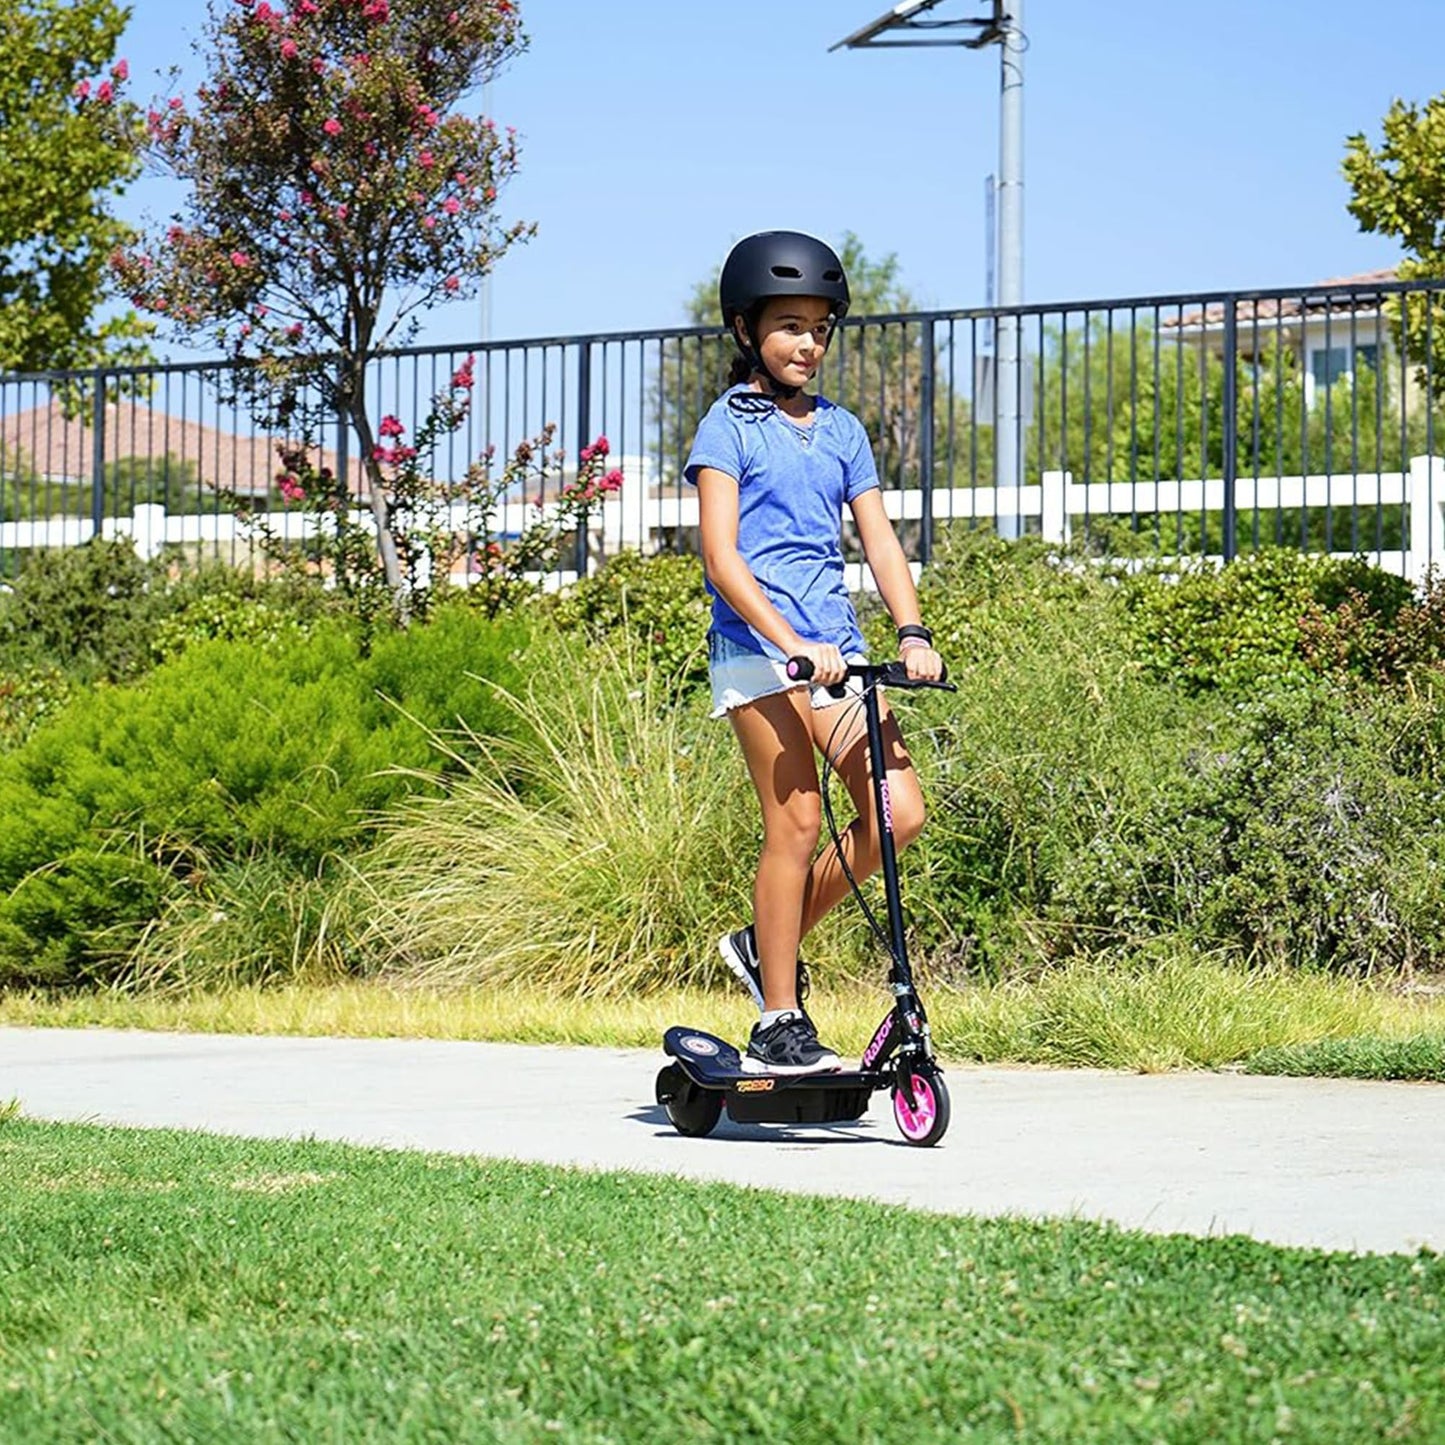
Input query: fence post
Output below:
<box><xmin>1409</xmin><ymin>454</ymin><xmax>1442</xmax><ymax>587</ymax></box>
<box><xmin>1040</xmin><ymin>470</ymin><xmax>1069</xmax><ymax>544</ymax></box>
<box><xmin>90</xmin><ymin>372</ymin><xmax>107</xmax><ymax>540</ymax></box>
<box><xmin>918</xmin><ymin>319</ymin><xmax>935</xmax><ymax>565</ymax></box>
<box><xmin>1220</xmin><ymin>299</ymin><xmax>1238</xmax><ymax>563</ymax></box>
<box><xmin>575</xmin><ymin>341</ymin><xmax>592</xmax><ymax>577</ymax></box>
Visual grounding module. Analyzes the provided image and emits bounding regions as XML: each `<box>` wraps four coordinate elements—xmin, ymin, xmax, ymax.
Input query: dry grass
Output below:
<box><xmin>6</xmin><ymin>957</ymin><xmax>1445</xmax><ymax>1073</ymax></box>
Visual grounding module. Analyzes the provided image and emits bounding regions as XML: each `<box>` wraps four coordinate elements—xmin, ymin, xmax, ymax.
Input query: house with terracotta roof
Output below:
<box><xmin>1163</xmin><ymin>268</ymin><xmax>1417</xmax><ymax>410</ymax></box>
<box><xmin>0</xmin><ymin>394</ymin><xmax>364</xmax><ymax>508</ymax></box>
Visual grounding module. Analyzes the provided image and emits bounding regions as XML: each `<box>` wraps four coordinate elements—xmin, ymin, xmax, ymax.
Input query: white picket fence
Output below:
<box><xmin>5</xmin><ymin>454</ymin><xmax>1444</xmax><ymax>589</ymax></box>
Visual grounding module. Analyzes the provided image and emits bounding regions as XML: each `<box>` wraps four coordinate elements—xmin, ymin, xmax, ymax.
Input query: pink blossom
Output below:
<box><xmin>443</xmin><ymin>196</ymin><xmax>461</xmax><ymax>216</ymax></box>
<box><xmin>254</xmin><ymin>303</ymin><xmax>269</xmax><ymax>318</ymax></box>
<box><xmin>280</xmin><ymin>38</ymin><xmax>298</xmax><ymax>58</ymax></box>
<box><xmin>335</xmin><ymin>203</ymin><xmax>348</xmax><ymax>220</ymax></box>
<box><xmin>451</xmin><ymin>355</ymin><xmax>475</xmax><ymax>391</ymax></box>
<box><xmin>443</xmin><ymin>275</ymin><xmax>460</xmax><ymax>293</ymax></box>
<box><xmin>378</xmin><ymin>415</ymin><xmax>406</xmax><ymax>438</ymax></box>
<box><xmin>112</xmin><ymin>59</ymin><xmax>129</xmax><ymax>82</ymax></box>
<box><xmin>323</xmin><ymin>117</ymin><xmax>342</xmax><ymax>136</ymax></box>
<box><xmin>418</xmin><ymin>150</ymin><xmax>435</xmax><ymax>169</ymax></box>
<box><xmin>601</xmin><ymin>469</ymin><xmax>624</xmax><ymax>493</ymax></box>
<box><xmin>593</xmin><ymin>435</ymin><xmax>610</xmax><ymax>456</ymax></box>
<box><xmin>277</xmin><ymin>473</ymin><xmax>305</xmax><ymax>501</ymax></box>
<box><xmin>447</xmin><ymin>10</ymin><xmax>459</xmax><ymax>22</ymax></box>
<box><xmin>230</xmin><ymin>250</ymin><xmax>251</xmax><ymax>267</ymax></box>
<box><xmin>311</xmin><ymin>57</ymin><xmax>326</xmax><ymax>75</ymax></box>
<box><xmin>73</xmin><ymin>79</ymin><xmax>91</xmax><ymax>100</ymax></box>
<box><xmin>422</xmin><ymin>215</ymin><xmax>436</xmax><ymax>230</ymax></box>
<box><xmin>277</xmin><ymin>208</ymin><xmax>293</xmax><ymax>222</ymax></box>
<box><xmin>298</xmin><ymin>0</ymin><xmax>319</xmax><ymax>11</ymax></box>
<box><xmin>286</xmin><ymin>322</ymin><xmax>303</xmax><ymax>338</ymax></box>
<box><xmin>580</xmin><ymin>445</ymin><xmax>594</xmax><ymax>464</ymax></box>
<box><xmin>168</xmin><ymin>96</ymin><xmax>183</xmax><ymax>110</ymax></box>
<box><xmin>96</xmin><ymin>80</ymin><xmax>115</xmax><ymax>104</ymax></box>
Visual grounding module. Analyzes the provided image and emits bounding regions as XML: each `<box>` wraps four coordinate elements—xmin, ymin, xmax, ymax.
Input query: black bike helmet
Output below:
<box><xmin>719</xmin><ymin>231</ymin><xmax>850</xmax><ymax>397</ymax></box>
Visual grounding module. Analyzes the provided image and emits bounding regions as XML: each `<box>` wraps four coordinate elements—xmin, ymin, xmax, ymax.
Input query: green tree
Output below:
<box><xmin>0</xmin><ymin>0</ymin><xmax>151</xmax><ymax>373</ymax></box>
<box><xmin>1032</xmin><ymin>317</ymin><xmax>1429</xmax><ymax>554</ymax></box>
<box><xmin>1343</xmin><ymin>94</ymin><xmax>1445</xmax><ymax>398</ymax></box>
<box><xmin>112</xmin><ymin>0</ymin><xmax>532</xmax><ymax>600</ymax></box>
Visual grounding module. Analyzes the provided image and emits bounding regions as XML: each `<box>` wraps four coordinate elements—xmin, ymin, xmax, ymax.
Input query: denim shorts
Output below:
<box><xmin>707</xmin><ymin>629</ymin><xmax>867</xmax><ymax>719</ymax></box>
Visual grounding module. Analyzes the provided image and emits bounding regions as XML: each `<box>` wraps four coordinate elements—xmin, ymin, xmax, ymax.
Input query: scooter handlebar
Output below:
<box><xmin>785</xmin><ymin>656</ymin><xmax>955</xmax><ymax>691</ymax></box>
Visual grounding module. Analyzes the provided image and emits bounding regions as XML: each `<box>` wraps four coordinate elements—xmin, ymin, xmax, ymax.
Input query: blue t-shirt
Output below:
<box><xmin>684</xmin><ymin>387</ymin><xmax>879</xmax><ymax>659</ymax></box>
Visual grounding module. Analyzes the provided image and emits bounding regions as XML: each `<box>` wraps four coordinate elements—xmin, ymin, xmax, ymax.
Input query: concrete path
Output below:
<box><xmin>2</xmin><ymin>1026</ymin><xmax>1441</xmax><ymax>1257</ymax></box>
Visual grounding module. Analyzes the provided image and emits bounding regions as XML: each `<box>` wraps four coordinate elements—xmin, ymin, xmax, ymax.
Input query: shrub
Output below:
<box><xmin>870</xmin><ymin>529</ymin><xmax>1229</xmax><ymax>979</ymax></box>
<box><xmin>545</xmin><ymin>550</ymin><xmax>710</xmax><ymax>692</ymax></box>
<box><xmin>1049</xmin><ymin>686</ymin><xmax>1445</xmax><ymax>973</ymax></box>
<box><xmin>1122</xmin><ymin>548</ymin><xmax>1414</xmax><ymax>695</ymax></box>
<box><xmin>0</xmin><ymin>539</ymin><xmax>167</xmax><ymax>682</ymax></box>
<box><xmin>0</xmin><ymin>664</ymin><xmax>74</xmax><ymax>752</ymax></box>
<box><xmin>0</xmin><ymin>847</ymin><xmax>170</xmax><ymax>988</ymax></box>
<box><xmin>0</xmin><ymin>607</ymin><xmax>536</xmax><ymax>986</ymax></box>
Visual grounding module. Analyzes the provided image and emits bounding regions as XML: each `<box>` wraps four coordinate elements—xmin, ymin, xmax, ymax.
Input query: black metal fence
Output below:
<box><xmin>5</xmin><ymin>276</ymin><xmax>1445</xmax><ymax>584</ymax></box>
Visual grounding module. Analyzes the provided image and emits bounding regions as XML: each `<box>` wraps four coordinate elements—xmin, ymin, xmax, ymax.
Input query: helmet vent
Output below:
<box><xmin>822</xmin><ymin>269</ymin><xmax>843</xmax><ymax>281</ymax></box>
<box><xmin>769</xmin><ymin>265</ymin><xmax>803</xmax><ymax>279</ymax></box>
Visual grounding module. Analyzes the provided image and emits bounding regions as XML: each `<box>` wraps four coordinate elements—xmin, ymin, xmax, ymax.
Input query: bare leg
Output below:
<box><xmin>800</xmin><ymin>694</ymin><xmax>926</xmax><ymax>938</ymax></box>
<box><xmin>726</xmin><ymin>688</ymin><xmax>823</xmax><ymax>1015</ymax></box>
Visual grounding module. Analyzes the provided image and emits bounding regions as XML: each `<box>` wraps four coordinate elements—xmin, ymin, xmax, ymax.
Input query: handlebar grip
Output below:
<box><xmin>785</xmin><ymin>655</ymin><xmax>814</xmax><ymax>681</ymax></box>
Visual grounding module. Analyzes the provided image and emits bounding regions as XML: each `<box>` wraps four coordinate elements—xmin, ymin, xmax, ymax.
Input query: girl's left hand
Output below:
<box><xmin>899</xmin><ymin>643</ymin><xmax>944</xmax><ymax>682</ymax></box>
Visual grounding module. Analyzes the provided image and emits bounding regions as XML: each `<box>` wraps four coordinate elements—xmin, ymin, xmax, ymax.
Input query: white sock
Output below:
<box><xmin>759</xmin><ymin>1009</ymin><xmax>800</xmax><ymax>1030</ymax></box>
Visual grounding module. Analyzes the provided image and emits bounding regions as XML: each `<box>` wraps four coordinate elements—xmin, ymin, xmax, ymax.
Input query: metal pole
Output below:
<box><xmin>994</xmin><ymin>0</ymin><xmax>1024</xmax><ymax>538</ymax></box>
<box><xmin>91</xmin><ymin>373</ymin><xmax>107</xmax><ymax>539</ymax></box>
<box><xmin>1221</xmin><ymin>299</ymin><xmax>1238</xmax><ymax>562</ymax></box>
<box><xmin>575</xmin><ymin>342</ymin><xmax>591</xmax><ymax>578</ymax></box>
<box><xmin>919</xmin><ymin>318</ymin><xmax>936</xmax><ymax>564</ymax></box>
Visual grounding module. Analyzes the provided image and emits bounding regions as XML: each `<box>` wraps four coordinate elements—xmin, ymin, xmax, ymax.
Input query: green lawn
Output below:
<box><xmin>1</xmin><ymin>1118</ymin><xmax>1440</xmax><ymax>1443</ymax></box>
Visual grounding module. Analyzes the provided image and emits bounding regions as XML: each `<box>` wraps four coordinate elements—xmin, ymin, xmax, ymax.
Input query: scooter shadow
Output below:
<box><xmin>627</xmin><ymin>1102</ymin><xmax>881</xmax><ymax>1145</ymax></box>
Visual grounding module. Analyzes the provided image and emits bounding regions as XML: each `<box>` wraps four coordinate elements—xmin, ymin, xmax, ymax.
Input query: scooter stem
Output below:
<box><xmin>861</xmin><ymin>683</ymin><xmax>910</xmax><ymax>986</ymax></box>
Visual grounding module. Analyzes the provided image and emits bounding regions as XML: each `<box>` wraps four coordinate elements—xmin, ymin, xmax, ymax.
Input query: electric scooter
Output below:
<box><xmin>656</xmin><ymin>656</ymin><xmax>957</xmax><ymax>1147</ymax></box>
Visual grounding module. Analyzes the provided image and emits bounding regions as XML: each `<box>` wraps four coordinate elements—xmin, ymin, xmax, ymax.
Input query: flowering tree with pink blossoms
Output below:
<box><xmin>112</xmin><ymin>0</ymin><xmax>533</xmax><ymax>603</ymax></box>
<box><xmin>252</xmin><ymin>350</ymin><xmax>622</xmax><ymax>623</ymax></box>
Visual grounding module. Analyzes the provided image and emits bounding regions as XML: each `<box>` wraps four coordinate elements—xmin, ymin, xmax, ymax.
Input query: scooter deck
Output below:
<box><xmin>664</xmin><ymin>1026</ymin><xmax>879</xmax><ymax>1093</ymax></box>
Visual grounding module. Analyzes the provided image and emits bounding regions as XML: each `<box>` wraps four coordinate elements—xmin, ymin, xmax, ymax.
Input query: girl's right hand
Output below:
<box><xmin>788</xmin><ymin>640</ymin><xmax>847</xmax><ymax>687</ymax></box>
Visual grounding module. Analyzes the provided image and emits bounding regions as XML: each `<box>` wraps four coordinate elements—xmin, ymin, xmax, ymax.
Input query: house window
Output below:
<box><xmin>1355</xmin><ymin>343</ymin><xmax>1380</xmax><ymax>373</ymax></box>
<box><xmin>1310</xmin><ymin>346</ymin><xmax>1349</xmax><ymax>392</ymax></box>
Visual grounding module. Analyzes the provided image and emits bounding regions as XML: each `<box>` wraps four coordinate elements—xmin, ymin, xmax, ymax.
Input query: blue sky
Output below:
<box><xmin>113</xmin><ymin>0</ymin><xmax>1444</xmax><ymax>356</ymax></box>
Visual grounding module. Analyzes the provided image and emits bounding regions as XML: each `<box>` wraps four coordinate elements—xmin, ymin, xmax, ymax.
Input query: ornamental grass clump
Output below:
<box><xmin>355</xmin><ymin>631</ymin><xmax>762</xmax><ymax>996</ymax></box>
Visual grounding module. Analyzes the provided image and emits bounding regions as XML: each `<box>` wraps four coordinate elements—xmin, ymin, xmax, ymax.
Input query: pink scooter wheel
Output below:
<box><xmin>892</xmin><ymin>1070</ymin><xmax>951</xmax><ymax>1147</ymax></box>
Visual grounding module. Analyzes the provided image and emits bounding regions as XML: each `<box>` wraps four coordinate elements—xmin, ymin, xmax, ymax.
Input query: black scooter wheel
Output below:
<box><xmin>892</xmin><ymin>1068</ymin><xmax>950</xmax><ymax>1147</ymax></box>
<box><xmin>655</xmin><ymin>1064</ymin><xmax>723</xmax><ymax>1138</ymax></box>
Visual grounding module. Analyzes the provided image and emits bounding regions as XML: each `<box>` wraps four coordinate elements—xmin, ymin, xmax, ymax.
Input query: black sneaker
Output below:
<box><xmin>718</xmin><ymin>925</ymin><xmax>811</xmax><ymax>1013</ymax></box>
<box><xmin>741</xmin><ymin>1014</ymin><xmax>840</xmax><ymax>1076</ymax></box>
